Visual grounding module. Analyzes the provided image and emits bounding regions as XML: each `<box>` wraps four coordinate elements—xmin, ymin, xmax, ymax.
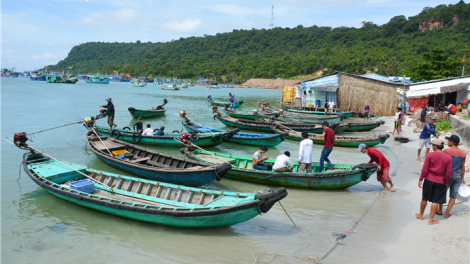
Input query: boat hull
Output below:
<box><xmin>216</xmin><ymin>116</ymin><xmax>325</xmax><ymax>133</ymax></box>
<box><xmin>128</xmin><ymin>108</ymin><xmax>166</xmax><ymax>118</ymax></box>
<box><xmin>222</xmin><ymin>110</ymin><xmax>278</xmax><ymax>120</ymax></box>
<box><xmin>285</xmin><ymin>109</ymin><xmax>354</xmax><ymax>119</ymax></box>
<box><xmin>335</xmin><ymin>122</ymin><xmax>384</xmax><ymax>132</ymax></box>
<box><xmin>209</xmin><ymin>99</ymin><xmax>243</xmax><ymax>108</ymax></box>
<box><xmin>30</xmin><ymin>76</ymin><xmax>47</xmax><ymax>81</ymax></box>
<box><xmin>86</xmin><ymin>80</ymin><xmax>110</xmax><ymax>84</ymax></box>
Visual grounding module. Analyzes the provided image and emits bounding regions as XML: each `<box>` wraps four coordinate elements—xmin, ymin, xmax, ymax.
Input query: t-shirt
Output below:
<box><xmin>229</xmin><ymin>97</ymin><xmax>235</xmax><ymax>103</ymax></box>
<box><xmin>443</xmin><ymin>147</ymin><xmax>466</xmax><ymax>174</ymax></box>
<box><xmin>364</xmin><ymin>106</ymin><xmax>370</xmax><ymax>113</ymax></box>
<box><xmin>253</xmin><ymin>151</ymin><xmax>263</xmax><ymax>160</ymax></box>
<box><xmin>273</xmin><ymin>154</ymin><xmax>294</xmax><ymax>171</ymax></box>
<box><xmin>299</xmin><ymin>138</ymin><xmax>313</xmax><ymax>163</ymax></box>
<box><xmin>367</xmin><ymin>148</ymin><xmax>390</xmax><ymax>168</ymax></box>
<box><xmin>328</xmin><ymin>101</ymin><xmax>335</xmax><ymax>109</ymax></box>
<box><xmin>323</xmin><ymin>127</ymin><xmax>335</xmax><ymax>148</ymax></box>
<box><xmin>449</xmin><ymin>104</ymin><xmax>457</xmax><ymax>114</ymax></box>
<box><xmin>394</xmin><ymin>112</ymin><xmax>401</xmax><ymax>121</ymax></box>
<box><xmin>154</xmin><ymin>129</ymin><xmax>164</xmax><ymax>136</ymax></box>
<box><xmin>419</xmin><ymin>151</ymin><xmax>452</xmax><ymax>184</ymax></box>
<box><xmin>142</xmin><ymin>128</ymin><xmax>154</xmax><ymax>136</ymax></box>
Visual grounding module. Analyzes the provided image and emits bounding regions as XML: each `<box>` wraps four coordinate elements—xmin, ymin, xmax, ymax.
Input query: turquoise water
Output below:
<box><xmin>1</xmin><ymin>77</ymin><xmax>409</xmax><ymax>263</ymax></box>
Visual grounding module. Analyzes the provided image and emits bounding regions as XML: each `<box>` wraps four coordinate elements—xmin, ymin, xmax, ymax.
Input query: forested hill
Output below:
<box><xmin>49</xmin><ymin>1</ymin><xmax>470</xmax><ymax>82</ymax></box>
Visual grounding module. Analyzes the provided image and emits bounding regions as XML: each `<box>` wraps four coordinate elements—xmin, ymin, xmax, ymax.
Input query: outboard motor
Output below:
<box><xmin>84</xmin><ymin>116</ymin><xmax>95</xmax><ymax>127</ymax></box>
<box><xmin>212</xmin><ymin>105</ymin><xmax>218</xmax><ymax>114</ymax></box>
<box><xmin>14</xmin><ymin>132</ymin><xmax>29</xmax><ymax>148</ymax></box>
<box><xmin>96</xmin><ymin>108</ymin><xmax>107</xmax><ymax>119</ymax></box>
<box><xmin>180</xmin><ymin>132</ymin><xmax>190</xmax><ymax>144</ymax></box>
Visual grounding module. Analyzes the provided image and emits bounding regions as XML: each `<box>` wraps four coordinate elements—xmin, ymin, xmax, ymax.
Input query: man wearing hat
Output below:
<box><xmin>358</xmin><ymin>144</ymin><xmax>395</xmax><ymax>192</ymax></box>
<box><xmin>417</xmin><ymin>115</ymin><xmax>441</xmax><ymax>161</ymax></box>
<box><xmin>133</xmin><ymin>117</ymin><xmax>143</xmax><ymax>134</ymax></box>
<box><xmin>416</xmin><ymin>138</ymin><xmax>452</xmax><ymax>225</ymax></box>
<box><xmin>436</xmin><ymin>135</ymin><xmax>466</xmax><ymax>218</ymax></box>
<box><xmin>154</xmin><ymin>126</ymin><xmax>165</xmax><ymax>136</ymax></box>
<box><xmin>100</xmin><ymin>98</ymin><xmax>116</xmax><ymax>130</ymax></box>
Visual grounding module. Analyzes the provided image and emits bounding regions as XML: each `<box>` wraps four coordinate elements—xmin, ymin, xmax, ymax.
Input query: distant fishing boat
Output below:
<box><xmin>20</xmin><ymin>150</ymin><xmax>287</xmax><ymax>228</ymax></box>
<box><xmin>30</xmin><ymin>73</ymin><xmax>47</xmax><ymax>81</ymax></box>
<box><xmin>138</xmin><ymin>77</ymin><xmax>154</xmax><ymax>83</ymax></box>
<box><xmin>86</xmin><ymin>75</ymin><xmax>110</xmax><ymax>84</ymax></box>
<box><xmin>128</xmin><ymin>107</ymin><xmax>166</xmax><ymax>118</ymax></box>
<box><xmin>221</xmin><ymin>85</ymin><xmax>234</xmax><ymax>88</ymax></box>
<box><xmin>208</xmin><ymin>96</ymin><xmax>243</xmax><ymax>108</ymax></box>
<box><xmin>161</xmin><ymin>84</ymin><xmax>179</xmax><ymax>90</ymax></box>
<box><xmin>77</xmin><ymin>74</ymin><xmax>88</xmax><ymax>80</ymax></box>
<box><xmin>181</xmin><ymin>83</ymin><xmax>189</xmax><ymax>88</ymax></box>
<box><xmin>133</xmin><ymin>82</ymin><xmax>147</xmax><ymax>87</ymax></box>
<box><xmin>284</xmin><ymin>108</ymin><xmax>355</xmax><ymax>119</ymax></box>
<box><xmin>46</xmin><ymin>75</ymin><xmax>78</xmax><ymax>84</ymax></box>
<box><xmin>1</xmin><ymin>68</ymin><xmax>19</xmax><ymax>78</ymax></box>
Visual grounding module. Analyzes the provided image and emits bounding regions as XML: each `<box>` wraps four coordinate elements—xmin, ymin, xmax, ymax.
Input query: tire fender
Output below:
<box><xmin>111</xmin><ymin>129</ymin><xmax>121</xmax><ymax>139</ymax></box>
<box><xmin>132</xmin><ymin>132</ymin><xmax>142</xmax><ymax>142</ymax></box>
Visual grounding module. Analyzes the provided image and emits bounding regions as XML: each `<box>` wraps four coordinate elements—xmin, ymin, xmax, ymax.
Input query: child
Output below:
<box><xmin>392</xmin><ymin>107</ymin><xmax>402</xmax><ymax>135</ymax></box>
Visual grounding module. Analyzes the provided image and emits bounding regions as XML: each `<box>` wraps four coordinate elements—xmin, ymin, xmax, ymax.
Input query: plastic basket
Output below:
<box><xmin>112</xmin><ymin>150</ymin><xmax>129</xmax><ymax>157</ymax></box>
<box><xmin>70</xmin><ymin>179</ymin><xmax>94</xmax><ymax>194</ymax></box>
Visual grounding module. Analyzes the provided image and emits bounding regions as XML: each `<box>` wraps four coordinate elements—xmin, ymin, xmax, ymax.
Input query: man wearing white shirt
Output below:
<box><xmin>298</xmin><ymin>131</ymin><xmax>313</xmax><ymax>173</ymax></box>
<box><xmin>273</xmin><ymin>151</ymin><xmax>294</xmax><ymax>172</ymax></box>
<box><xmin>328</xmin><ymin>100</ymin><xmax>335</xmax><ymax>115</ymax></box>
<box><xmin>142</xmin><ymin>124</ymin><xmax>154</xmax><ymax>136</ymax></box>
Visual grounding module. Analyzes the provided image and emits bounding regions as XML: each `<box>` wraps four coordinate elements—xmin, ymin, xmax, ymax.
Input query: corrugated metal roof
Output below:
<box><xmin>361</xmin><ymin>73</ymin><xmax>390</xmax><ymax>82</ymax></box>
<box><xmin>409</xmin><ymin>76</ymin><xmax>470</xmax><ymax>91</ymax></box>
<box><xmin>300</xmin><ymin>73</ymin><xmax>339</xmax><ymax>91</ymax></box>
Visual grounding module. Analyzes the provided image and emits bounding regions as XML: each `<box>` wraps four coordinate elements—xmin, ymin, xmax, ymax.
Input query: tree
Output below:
<box><xmin>410</xmin><ymin>47</ymin><xmax>461</xmax><ymax>80</ymax></box>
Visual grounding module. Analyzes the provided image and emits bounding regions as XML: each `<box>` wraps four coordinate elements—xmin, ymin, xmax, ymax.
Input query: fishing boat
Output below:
<box><xmin>182</xmin><ymin>122</ymin><xmax>287</xmax><ymax>147</ymax></box>
<box><xmin>208</xmin><ymin>85</ymin><xmax>220</xmax><ymax>89</ymax></box>
<box><xmin>138</xmin><ymin>76</ymin><xmax>154</xmax><ymax>83</ymax></box>
<box><xmin>284</xmin><ymin>108</ymin><xmax>355</xmax><ymax>119</ymax></box>
<box><xmin>334</xmin><ymin>120</ymin><xmax>386</xmax><ymax>132</ymax></box>
<box><xmin>20</xmin><ymin>150</ymin><xmax>287</xmax><ymax>228</ymax></box>
<box><xmin>86</xmin><ymin>132</ymin><xmax>231</xmax><ymax>186</ymax></box>
<box><xmin>277</xmin><ymin>110</ymin><xmax>344</xmax><ymax>123</ymax></box>
<box><xmin>46</xmin><ymin>75</ymin><xmax>78</xmax><ymax>84</ymax></box>
<box><xmin>222</xmin><ymin>109</ymin><xmax>279</xmax><ymax>120</ymax></box>
<box><xmin>77</xmin><ymin>74</ymin><xmax>87</xmax><ymax>80</ymax></box>
<box><xmin>128</xmin><ymin>107</ymin><xmax>166</xmax><ymax>118</ymax></box>
<box><xmin>181</xmin><ymin>83</ymin><xmax>189</xmax><ymax>88</ymax></box>
<box><xmin>183</xmin><ymin>149</ymin><xmax>378</xmax><ymax>190</ymax></box>
<box><xmin>271</xmin><ymin>124</ymin><xmax>390</xmax><ymax>147</ymax></box>
<box><xmin>208</xmin><ymin>97</ymin><xmax>244</xmax><ymax>108</ymax></box>
<box><xmin>133</xmin><ymin>82</ymin><xmax>147</xmax><ymax>87</ymax></box>
<box><xmin>221</xmin><ymin>85</ymin><xmax>234</xmax><ymax>88</ymax></box>
<box><xmin>161</xmin><ymin>84</ymin><xmax>180</xmax><ymax>90</ymax></box>
<box><xmin>214</xmin><ymin>115</ymin><xmax>327</xmax><ymax>133</ymax></box>
<box><xmin>30</xmin><ymin>73</ymin><xmax>47</xmax><ymax>81</ymax></box>
<box><xmin>91</xmin><ymin>125</ymin><xmax>239</xmax><ymax>148</ymax></box>
<box><xmin>86</xmin><ymin>75</ymin><xmax>110</xmax><ymax>84</ymax></box>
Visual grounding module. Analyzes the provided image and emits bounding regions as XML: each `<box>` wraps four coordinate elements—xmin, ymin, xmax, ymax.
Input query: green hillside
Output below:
<box><xmin>48</xmin><ymin>1</ymin><xmax>470</xmax><ymax>82</ymax></box>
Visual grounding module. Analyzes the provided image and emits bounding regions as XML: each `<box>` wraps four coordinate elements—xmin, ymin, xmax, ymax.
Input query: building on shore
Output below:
<box><xmin>404</xmin><ymin>76</ymin><xmax>470</xmax><ymax>111</ymax></box>
<box><xmin>288</xmin><ymin>72</ymin><xmax>403</xmax><ymax>116</ymax></box>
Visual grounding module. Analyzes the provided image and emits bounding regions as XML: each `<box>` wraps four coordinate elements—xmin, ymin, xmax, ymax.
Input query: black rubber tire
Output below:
<box><xmin>111</xmin><ymin>129</ymin><xmax>120</xmax><ymax>139</ymax></box>
<box><xmin>154</xmin><ymin>128</ymin><xmax>159</xmax><ymax>133</ymax></box>
<box><xmin>123</xmin><ymin>126</ymin><xmax>131</xmax><ymax>131</ymax></box>
<box><xmin>132</xmin><ymin>132</ymin><xmax>142</xmax><ymax>142</ymax></box>
<box><xmin>255</xmin><ymin>187</ymin><xmax>287</xmax><ymax>200</ymax></box>
<box><xmin>222</xmin><ymin>133</ymin><xmax>233</xmax><ymax>142</ymax></box>
<box><xmin>189</xmin><ymin>132</ymin><xmax>199</xmax><ymax>142</ymax></box>
<box><xmin>172</xmin><ymin>130</ymin><xmax>180</xmax><ymax>133</ymax></box>
<box><xmin>211</xmin><ymin>135</ymin><xmax>221</xmax><ymax>142</ymax></box>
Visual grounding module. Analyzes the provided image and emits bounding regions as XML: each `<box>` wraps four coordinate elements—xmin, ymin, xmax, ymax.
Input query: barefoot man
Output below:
<box><xmin>417</xmin><ymin>116</ymin><xmax>441</xmax><ymax>161</ymax></box>
<box><xmin>358</xmin><ymin>144</ymin><xmax>395</xmax><ymax>192</ymax></box>
<box><xmin>416</xmin><ymin>139</ymin><xmax>452</xmax><ymax>225</ymax></box>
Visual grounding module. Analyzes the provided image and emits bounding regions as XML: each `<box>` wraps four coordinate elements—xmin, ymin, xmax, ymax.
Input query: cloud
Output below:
<box><xmin>16</xmin><ymin>12</ymin><xmax>28</xmax><ymax>18</ymax></box>
<box><xmin>209</xmin><ymin>4</ymin><xmax>259</xmax><ymax>16</ymax></box>
<box><xmin>80</xmin><ymin>8</ymin><xmax>138</xmax><ymax>26</ymax></box>
<box><xmin>162</xmin><ymin>19</ymin><xmax>203</xmax><ymax>33</ymax></box>
<box><xmin>32</xmin><ymin>53</ymin><xmax>64</xmax><ymax>60</ymax></box>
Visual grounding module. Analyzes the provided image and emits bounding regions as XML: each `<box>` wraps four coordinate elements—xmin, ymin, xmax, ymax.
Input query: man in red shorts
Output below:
<box><xmin>358</xmin><ymin>144</ymin><xmax>396</xmax><ymax>192</ymax></box>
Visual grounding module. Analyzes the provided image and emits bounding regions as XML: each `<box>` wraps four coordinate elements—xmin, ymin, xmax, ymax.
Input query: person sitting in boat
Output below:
<box><xmin>154</xmin><ymin>126</ymin><xmax>165</xmax><ymax>136</ymax></box>
<box><xmin>273</xmin><ymin>151</ymin><xmax>293</xmax><ymax>172</ymax></box>
<box><xmin>142</xmin><ymin>124</ymin><xmax>154</xmax><ymax>136</ymax></box>
<box><xmin>156</xmin><ymin>105</ymin><xmax>165</xmax><ymax>110</ymax></box>
<box><xmin>133</xmin><ymin>117</ymin><xmax>143</xmax><ymax>134</ymax></box>
<box><xmin>252</xmin><ymin>146</ymin><xmax>272</xmax><ymax>171</ymax></box>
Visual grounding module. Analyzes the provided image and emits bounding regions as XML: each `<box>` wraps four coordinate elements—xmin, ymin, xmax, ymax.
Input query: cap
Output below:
<box><xmin>431</xmin><ymin>138</ymin><xmax>444</xmax><ymax>146</ymax></box>
<box><xmin>430</xmin><ymin>116</ymin><xmax>437</xmax><ymax>120</ymax></box>
<box><xmin>138</xmin><ymin>117</ymin><xmax>142</xmax><ymax>120</ymax></box>
<box><xmin>106</xmin><ymin>97</ymin><xmax>112</xmax><ymax>102</ymax></box>
<box><xmin>357</xmin><ymin>143</ymin><xmax>367</xmax><ymax>151</ymax></box>
<box><xmin>160</xmin><ymin>126</ymin><xmax>165</xmax><ymax>130</ymax></box>
<box><xmin>445</xmin><ymin>135</ymin><xmax>460</xmax><ymax>145</ymax></box>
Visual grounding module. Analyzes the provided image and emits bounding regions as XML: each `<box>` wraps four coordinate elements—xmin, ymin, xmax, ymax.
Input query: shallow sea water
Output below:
<box><xmin>2</xmin><ymin>77</ymin><xmax>413</xmax><ymax>263</ymax></box>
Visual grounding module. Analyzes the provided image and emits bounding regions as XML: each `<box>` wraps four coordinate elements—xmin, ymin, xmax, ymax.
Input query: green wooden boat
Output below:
<box><xmin>162</xmin><ymin>84</ymin><xmax>179</xmax><ymax>90</ymax></box>
<box><xmin>21</xmin><ymin>151</ymin><xmax>287</xmax><ymax>228</ymax></box>
<box><xmin>183</xmin><ymin>150</ymin><xmax>378</xmax><ymax>190</ymax></box>
<box><xmin>271</xmin><ymin>124</ymin><xmax>390</xmax><ymax>147</ymax></box>
<box><xmin>284</xmin><ymin>108</ymin><xmax>355</xmax><ymax>119</ymax></box>
<box><xmin>91</xmin><ymin>125</ymin><xmax>238</xmax><ymax>148</ymax></box>
<box><xmin>46</xmin><ymin>75</ymin><xmax>78</xmax><ymax>84</ymax></box>
<box><xmin>133</xmin><ymin>82</ymin><xmax>147</xmax><ymax>87</ymax></box>
<box><xmin>222</xmin><ymin>109</ymin><xmax>279</xmax><ymax>120</ymax></box>
<box><xmin>128</xmin><ymin>107</ymin><xmax>166</xmax><ymax>118</ymax></box>
<box><xmin>215</xmin><ymin>115</ymin><xmax>327</xmax><ymax>133</ymax></box>
<box><xmin>334</xmin><ymin>120</ymin><xmax>385</xmax><ymax>132</ymax></box>
<box><xmin>209</xmin><ymin>98</ymin><xmax>243</xmax><ymax>108</ymax></box>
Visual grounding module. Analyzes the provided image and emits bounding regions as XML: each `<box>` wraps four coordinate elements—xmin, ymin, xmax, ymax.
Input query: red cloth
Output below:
<box><xmin>367</xmin><ymin>148</ymin><xmax>390</xmax><ymax>168</ymax></box>
<box><xmin>419</xmin><ymin>152</ymin><xmax>452</xmax><ymax>184</ymax></box>
<box><xmin>450</xmin><ymin>104</ymin><xmax>457</xmax><ymax>114</ymax></box>
<box><xmin>323</xmin><ymin>127</ymin><xmax>335</xmax><ymax>148</ymax></box>
<box><xmin>377</xmin><ymin>166</ymin><xmax>391</xmax><ymax>182</ymax></box>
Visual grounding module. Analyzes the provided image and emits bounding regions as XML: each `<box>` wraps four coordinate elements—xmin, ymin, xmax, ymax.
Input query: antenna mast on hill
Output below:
<box><xmin>270</xmin><ymin>5</ymin><xmax>274</xmax><ymax>29</ymax></box>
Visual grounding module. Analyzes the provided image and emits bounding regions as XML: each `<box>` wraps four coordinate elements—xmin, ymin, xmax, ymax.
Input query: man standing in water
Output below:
<box><xmin>328</xmin><ymin>99</ymin><xmax>335</xmax><ymax>115</ymax></box>
<box><xmin>358</xmin><ymin>144</ymin><xmax>395</xmax><ymax>192</ymax></box>
<box><xmin>316</xmin><ymin>121</ymin><xmax>335</xmax><ymax>171</ymax></box>
<box><xmin>417</xmin><ymin>116</ymin><xmax>441</xmax><ymax>161</ymax></box>
<box><xmin>416</xmin><ymin>139</ymin><xmax>452</xmax><ymax>225</ymax></box>
<box><xmin>364</xmin><ymin>103</ymin><xmax>371</xmax><ymax>122</ymax></box>
<box><xmin>298</xmin><ymin>131</ymin><xmax>313</xmax><ymax>173</ymax></box>
<box><xmin>437</xmin><ymin>135</ymin><xmax>466</xmax><ymax>218</ymax></box>
<box><xmin>100</xmin><ymin>97</ymin><xmax>116</xmax><ymax>130</ymax></box>
<box><xmin>228</xmin><ymin>93</ymin><xmax>236</xmax><ymax>113</ymax></box>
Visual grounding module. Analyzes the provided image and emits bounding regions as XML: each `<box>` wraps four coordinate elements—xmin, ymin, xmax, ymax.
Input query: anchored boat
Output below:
<box><xmin>284</xmin><ymin>108</ymin><xmax>355</xmax><ymax>119</ymax></box>
<box><xmin>86</xmin><ymin>132</ymin><xmax>231</xmax><ymax>186</ymax></box>
<box><xmin>208</xmin><ymin>97</ymin><xmax>243</xmax><ymax>108</ymax></box>
<box><xmin>183</xmin><ymin>150</ymin><xmax>378</xmax><ymax>190</ymax></box>
<box><xmin>182</xmin><ymin>122</ymin><xmax>287</xmax><ymax>147</ymax></box>
<box><xmin>214</xmin><ymin>115</ymin><xmax>327</xmax><ymax>133</ymax></box>
<box><xmin>161</xmin><ymin>84</ymin><xmax>180</xmax><ymax>90</ymax></box>
<box><xmin>128</xmin><ymin>107</ymin><xmax>166</xmax><ymax>118</ymax></box>
<box><xmin>20</xmin><ymin>150</ymin><xmax>287</xmax><ymax>228</ymax></box>
<box><xmin>133</xmin><ymin>82</ymin><xmax>147</xmax><ymax>87</ymax></box>
<box><xmin>46</xmin><ymin>75</ymin><xmax>78</xmax><ymax>84</ymax></box>
<box><xmin>86</xmin><ymin>75</ymin><xmax>110</xmax><ymax>84</ymax></box>
<box><xmin>271</xmin><ymin>124</ymin><xmax>390</xmax><ymax>147</ymax></box>
<box><xmin>222</xmin><ymin>109</ymin><xmax>279</xmax><ymax>120</ymax></box>
<box><xmin>91</xmin><ymin>125</ymin><xmax>239</xmax><ymax>148</ymax></box>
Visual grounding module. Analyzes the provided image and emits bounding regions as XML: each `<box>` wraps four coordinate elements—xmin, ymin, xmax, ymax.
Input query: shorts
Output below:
<box><xmin>377</xmin><ymin>166</ymin><xmax>391</xmax><ymax>182</ymax></box>
<box><xmin>230</xmin><ymin>102</ymin><xmax>235</xmax><ymax>107</ymax></box>
<box><xmin>418</xmin><ymin>138</ymin><xmax>432</xmax><ymax>149</ymax></box>
<box><xmin>422</xmin><ymin>179</ymin><xmax>447</xmax><ymax>204</ymax></box>
<box><xmin>365</xmin><ymin>112</ymin><xmax>370</xmax><ymax>117</ymax></box>
<box><xmin>394</xmin><ymin>121</ymin><xmax>401</xmax><ymax>128</ymax></box>
<box><xmin>299</xmin><ymin>163</ymin><xmax>312</xmax><ymax>173</ymax></box>
<box><xmin>447</xmin><ymin>174</ymin><xmax>462</xmax><ymax>199</ymax></box>
<box><xmin>107</xmin><ymin>116</ymin><xmax>115</xmax><ymax>127</ymax></box>
<box><xmin>329</xmin><ymin>108</ymin><xmax>333</xmax><ymax>112</ymax></box>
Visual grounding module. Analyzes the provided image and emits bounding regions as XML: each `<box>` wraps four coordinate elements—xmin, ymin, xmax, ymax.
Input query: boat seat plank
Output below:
<box><xmin>130</xmin><ymin>157</ymin><xmax>150</xmax><ymax>163</ymax></box>
<box><xmin>93</xmin><ymin>140</ymin><xmax>126</xmax><ymax>151</ymax></box>
<box><xmin>195</xmin><ymin>154</ymin><xmax>235</xmax><ymax>164</ymax></box>
<box><xmin>92</xmin><ymin>190</ymin><xmax>173</xmax><ymax>207</ymax></box>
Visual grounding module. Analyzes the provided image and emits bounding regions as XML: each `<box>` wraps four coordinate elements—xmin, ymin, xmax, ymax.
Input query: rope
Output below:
<box><xmin>173</xmin><ymin>113</ymin><xmax>214</xmax><ymax>135</ymax></box>
<box><xmin>278</xmin><ymin>201</ymin><xmax>297</xmax><ymax>227</ymax></box>
<box><xmin>89</xmin><ymin>127</ymin><xmax>113</xmax><ymax>156</ymax></box>
<box><xmin>27</xmin><ymin>120</ymin><xmax>85</xmax><ymax>137</ymax></box>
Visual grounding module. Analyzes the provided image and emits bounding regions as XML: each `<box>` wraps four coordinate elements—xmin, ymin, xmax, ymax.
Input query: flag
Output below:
<box><xmin>463</xmin><ymin>54</ymin><xmax>466</xmax><ymax>63</ymax></box>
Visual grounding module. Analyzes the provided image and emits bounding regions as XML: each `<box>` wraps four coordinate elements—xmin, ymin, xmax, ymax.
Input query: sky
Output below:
<box><xmin>1</xmin><ymin>0</ymin><xmax>463</xmax><ymax>71</ymax></box>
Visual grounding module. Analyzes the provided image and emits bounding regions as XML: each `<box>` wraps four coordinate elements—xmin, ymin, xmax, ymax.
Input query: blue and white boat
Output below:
<box><xmin>30</xmin><ymin>73</ymin><xmax>47</xmax><ymax>81</ymax></box>
<box><xmin>85</xmin><ymin>75</ymin><xmax>110</xmax><ymax>84</ymax></box>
